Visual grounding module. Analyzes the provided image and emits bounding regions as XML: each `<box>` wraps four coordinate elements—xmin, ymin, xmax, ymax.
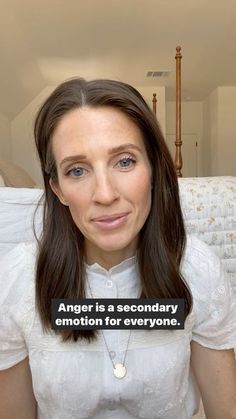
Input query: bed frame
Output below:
<box><xmin>152</xmin><ymin>46</ymin><xmax>183</xmax><ymax>177</ymax></box>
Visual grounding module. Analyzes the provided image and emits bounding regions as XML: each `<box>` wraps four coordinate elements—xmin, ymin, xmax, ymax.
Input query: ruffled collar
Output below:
<box><xmin>85</xmin><ymin>254</ymin><xmax>137</xmax><ymax>275</ymax></box>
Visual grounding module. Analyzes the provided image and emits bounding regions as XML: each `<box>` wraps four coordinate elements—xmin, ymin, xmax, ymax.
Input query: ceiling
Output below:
<box><xmin>1</xmin><ymin>0</ymin><xmax>236</xmax><ymax>119</ymax></box>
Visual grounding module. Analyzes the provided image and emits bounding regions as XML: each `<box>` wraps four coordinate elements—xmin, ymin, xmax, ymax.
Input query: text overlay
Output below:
<box><xmin>51</xmin><ymin>298</ymin><xmax>185</xmax><ymax>330</ymax></box>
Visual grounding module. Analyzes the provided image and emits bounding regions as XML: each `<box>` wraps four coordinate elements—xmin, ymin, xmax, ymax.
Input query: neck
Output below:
<box><xmin>85</xmin><ymin>241</ymin><xmax>138</xmax><ymax>270</ymax></box>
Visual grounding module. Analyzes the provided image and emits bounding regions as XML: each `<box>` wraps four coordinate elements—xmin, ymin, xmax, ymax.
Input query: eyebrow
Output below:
<box><xmin>59</xmin><ymin>143</ymin><xmax>141</xmax><ymax>167</ymax></box>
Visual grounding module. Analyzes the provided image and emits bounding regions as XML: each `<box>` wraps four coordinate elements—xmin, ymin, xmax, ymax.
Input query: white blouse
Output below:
<box><xmin>0</xmin><ymin>235</ymin><xmax>235</xmax><ymax>419</ymax></box>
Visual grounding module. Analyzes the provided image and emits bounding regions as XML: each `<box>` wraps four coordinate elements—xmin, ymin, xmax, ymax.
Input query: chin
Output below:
<box><xmin>95</xmin><ymin>236</ymin><xmax>135</xmax><ymax>253</ymax></box>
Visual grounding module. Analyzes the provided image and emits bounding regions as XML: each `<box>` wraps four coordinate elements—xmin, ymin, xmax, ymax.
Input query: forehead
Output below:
<box><xmin>51</xmin><ymin>106</ymin><xmax>146</xmax><ymax>158</ymax></box>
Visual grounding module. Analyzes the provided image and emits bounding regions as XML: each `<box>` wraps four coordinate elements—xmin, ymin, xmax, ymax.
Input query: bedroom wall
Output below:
<box><xmin>202</xmin><ymin>87</ymin><xmax>236</xmax><ymax>176</ymax></box>
<box><xmin>11</xmin><ymin>86</ymin><xmax>55</xmax><ymax>186</ymax></box>
<box><xmin>217</xmin><ymin>87</ymin><xmax>236</xmax><ymax>176</ymax></box>
<box><xmin>202</xmin><ymin>89</ymin><xmax>218</xmax><ymax>176</ymax></box>
<box><xmin>166</xmin><ymin>101</ymin><xmax>203</xmax><ymax>177</ymax></box>
<box><xmin>0</xmin><ymin>113</ymin><xmax>11</xmax><ymax>160</ymax></box>
<box><xmin>10</xmin><ymin>84</ymin><xmax>166</xmax><ymax>186</ymax></box>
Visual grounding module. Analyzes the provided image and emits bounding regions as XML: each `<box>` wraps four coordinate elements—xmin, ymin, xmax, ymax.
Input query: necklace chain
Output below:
<box><xmin>87</xmin><ymin>279</ymin><xmax>131</xmax><ymax>379</ymax></box>
<box><xmin>100</xmin><ymin>325</ymin><xmax>131</xmax><ymax>369</ymax></box>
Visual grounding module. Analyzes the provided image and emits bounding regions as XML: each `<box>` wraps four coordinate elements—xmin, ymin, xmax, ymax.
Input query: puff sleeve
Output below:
<box><xmin>0</xmin><ymin>243</ymin><xmax>36</xmax><ymax>370</ymax></box>
<box><xmin>182</xmin><ymin>235</ymin><xmax>236</xmax><ymax>350</ymax></box>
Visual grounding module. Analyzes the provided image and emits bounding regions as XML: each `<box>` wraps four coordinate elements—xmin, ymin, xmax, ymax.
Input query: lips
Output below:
<box><xmin>91</xmin><ymin>213</ymin><xmax>129</xmax><ymax>230</ymax></box>
<box><xmin>92</xmin><ymin>212</ymin><xmax>129</xmax><ymax>222</ymax></box>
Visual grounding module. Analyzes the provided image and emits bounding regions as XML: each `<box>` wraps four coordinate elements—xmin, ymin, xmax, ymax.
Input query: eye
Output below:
<box><xmin>66</xmin><ymin>167</ymin><xmax>87</xmax><ymax>177</ymax></box>
<box><xmin>117</xmin><ymin>156</ymin><xmax>136</xmax><ymax>169</ymax></box>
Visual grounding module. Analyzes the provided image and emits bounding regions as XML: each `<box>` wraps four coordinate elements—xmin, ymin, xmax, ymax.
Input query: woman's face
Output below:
<box><xmin>50</xmin><ymin>106</ymin><xmax>152</xmax><ymax>268</ymax></box>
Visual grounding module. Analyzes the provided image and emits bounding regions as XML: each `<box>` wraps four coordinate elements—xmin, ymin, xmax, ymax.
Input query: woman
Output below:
<box><xmin>0</xmin><ymin>78</ymin><xmax>236</xmax><ymax>419</ymax></box>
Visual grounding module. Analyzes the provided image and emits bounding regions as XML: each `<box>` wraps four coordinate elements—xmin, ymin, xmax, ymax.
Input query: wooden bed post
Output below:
<box><xmin>175</xmin><ymin>46</ymin><xmax>183</xmax><ymax>177</ymax></box>
<box><xmin>152</xmin><ymin>93</ymin><xmax>157</xmax><ymax>115</ymax></box>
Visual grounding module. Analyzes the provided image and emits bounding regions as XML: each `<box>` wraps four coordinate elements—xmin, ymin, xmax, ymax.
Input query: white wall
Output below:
<box><xmin>202</xmin><ymin>89</ymin><xmax>218</xmax><ymax>176</ymax></box>
<box><xmin>0</xmin><ymin>113</ymin><xmax>11</xmax><ymax>160</ymax></box>
<box><xmin>11</xmin><ymin>86</ymin><xmax>55</xmax><ymax>186</ymax></box>
<box><xmin>166</xmin><ymin>101</ymin><xmax>203</xmax><ymax>176</ymax></box>
<box><xmin>202</xmin><ymin>87</ymin><xmax>236</xmax><ymax>176</ymax></box>
<box><xmin>217</xmin><ymin>87</ymin><xmax>236</xmax><ymax>176</ymax></box>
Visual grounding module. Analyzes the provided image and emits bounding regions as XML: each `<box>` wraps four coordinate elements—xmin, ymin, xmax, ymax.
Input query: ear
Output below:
<box><xmin>49</xmin><ymin>178</ymin><xmax>69</xmax><ymax>206</ymax></box>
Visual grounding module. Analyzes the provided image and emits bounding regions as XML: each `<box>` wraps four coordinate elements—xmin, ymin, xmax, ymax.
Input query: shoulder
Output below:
<box><xmin>182</xmin><ymin>235</ymin><xmax>236</xmax><ymax>349</ymax></box>
<box><xmin>0</xmin><ymin>242</ymin><xmax>38</xmax><ymax>369</ymax></box>
<box><xmin>181</xmin><ymin>234</ymin><xmax>223</xmax><ymax>323</ymax></box>
<box><xmin>0</xmin><ymin>241</ymin><xmax>38</xmax><ymax>307</ymax></box>
<box><xmin>1</xmin><ymin>241</ymin><xmax>38</xmax><ymax>272</ymax></box>
<box><xmin>1</xmin><ymin>241</ymin><xmax>38</xmax><ymax>261</ymax></box>
<box><xmin>183</xmin><ymin>234</ymin><xmax>219</xmax><ymax>267</ymax></box>
<box><xmin>181</xmin><ymin>234</ymin><xmax>220</xmax><ymax>290</ymax></box>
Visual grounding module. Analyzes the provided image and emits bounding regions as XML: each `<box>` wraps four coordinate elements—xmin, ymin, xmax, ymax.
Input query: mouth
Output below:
<box><xmin>91</xmin><ymin>213</ymin><xmax>130</xmax><ymax>230</ymax></box>
<box><xmin>92</xmin><ymin>213</ymin><xmax>129</xmax><ymax>222</ymax></box>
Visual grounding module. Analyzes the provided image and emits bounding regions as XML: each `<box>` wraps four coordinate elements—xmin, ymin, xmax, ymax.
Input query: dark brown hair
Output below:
<box><xmin>34</xmin><ymin>77</ymin><xmax>192</xmax><ymax>342</ymax></box>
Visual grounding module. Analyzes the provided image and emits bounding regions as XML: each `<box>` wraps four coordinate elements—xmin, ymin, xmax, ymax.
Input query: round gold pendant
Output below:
<box><xmin>113</xmin><ymin>363</ymin><xmax>127</xmax><ymax>379</ymax></box>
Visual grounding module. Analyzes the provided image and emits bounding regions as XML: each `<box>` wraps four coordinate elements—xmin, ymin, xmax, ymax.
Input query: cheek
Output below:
<box><xmin>126</xmin><ymin>169</ymin><xmax>152</xmax><ymax>200</ymax></box>
<box><xmin>67</xmin><ymin>198</ymin><xmax>89</xmax><ymax>233</ymax></box>
<box><xmin>123</xmin><ymin>171</ymin><xmax>152</xmax><ymax>223</ymax></box>
<box><xmin>60</xmin><ymin>185</ymin><xmax>90</xmax><ymax>219</ymax></box>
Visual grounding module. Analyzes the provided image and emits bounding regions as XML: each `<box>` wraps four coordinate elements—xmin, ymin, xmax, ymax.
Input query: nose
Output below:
<box><xmin>92</xmin><ymin>171</ymin><xmax>119</xmax><ymax>205</ymax></box>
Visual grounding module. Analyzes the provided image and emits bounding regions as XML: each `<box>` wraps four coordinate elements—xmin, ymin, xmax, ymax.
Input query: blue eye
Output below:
<box><xmin>66</xmin><ymin>167</ymin><xmax>85</xmax><ymax>177</ymax></box>
<box><xmin>118</xmin><ymin>157</ymin><xmax>136</xmax><ymax>168</ymax></box>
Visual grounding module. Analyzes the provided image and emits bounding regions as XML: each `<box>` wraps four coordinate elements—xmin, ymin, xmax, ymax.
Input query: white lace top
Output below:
<box><xmin>0</xmin><ymin>235</ymin><xmax>235</xmax><ymax>419</ymax></box>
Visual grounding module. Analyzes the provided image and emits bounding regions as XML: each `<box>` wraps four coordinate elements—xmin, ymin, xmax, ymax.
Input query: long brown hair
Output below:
<box><xmin>34</xmin><ymin>78</ymin><xmax>192</xmax><ymax>342</ymax></box>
